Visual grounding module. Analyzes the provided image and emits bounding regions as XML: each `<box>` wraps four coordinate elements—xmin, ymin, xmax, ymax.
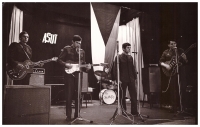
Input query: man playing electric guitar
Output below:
<box><xmin>159</xmin><ymin>40</ymin><xmax>188</xmax><ymax>113</ymax></box>
<box><xmin>57</xmin><ymin>35</ymin><xmax>91</xmax><ymax>122</ymax></box>
<box><xmin>7</xmin><ymin>31</ymin><xmax>44</xmax><ymax>85</ymax></box>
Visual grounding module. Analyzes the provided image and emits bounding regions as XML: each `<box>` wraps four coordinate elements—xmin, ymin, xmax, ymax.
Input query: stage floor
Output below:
<box><xmin>49</xmin><ymin>100</ymin><xmax>196</xmax><ymax>125</ymax></box>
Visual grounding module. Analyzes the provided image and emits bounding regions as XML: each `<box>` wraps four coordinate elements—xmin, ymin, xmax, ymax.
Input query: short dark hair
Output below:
<box><xmin>72</xmin><ymin>35</ymin><xmax>82</xmax><ymax>42</ymax></box>
<box><xmin>122</xmin><ymin>42</ymin><xmax>131</xmax><ymax>49</ymax></box>
<box><xmin>19</xmin><ymin>31</ymin><xmax>28</xmax><ymax>38</ymax></box>
<box><xmin>168</xmin><ymin>40</ymin><xmax>176</xmax><ymax>44</ymax></box>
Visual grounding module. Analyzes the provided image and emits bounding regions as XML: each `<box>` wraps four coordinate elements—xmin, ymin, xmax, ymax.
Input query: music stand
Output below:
<box><xmin>173</xmin><ymin>48</ymin><xmax>193</xmax><ymax>118</ymax></box>
<box><xmin>71</xmin><ymin>47</ymin><xmax>93</xmax><ymax>124</ymax></box>
<box><xmin>110</xmin><ymin>41</ymin><xmax>134</xmax><ymax>124</ymax></box>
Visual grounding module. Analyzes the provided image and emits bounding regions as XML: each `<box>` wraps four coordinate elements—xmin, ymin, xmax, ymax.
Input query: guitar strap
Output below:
<box><xmin>20</xmin><ymin>44</ymin><xmax>31</xmax><ymax>60</ymax></box>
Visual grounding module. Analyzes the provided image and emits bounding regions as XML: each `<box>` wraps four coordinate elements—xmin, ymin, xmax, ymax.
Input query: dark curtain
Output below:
<box><xmin>2</xmin><ymin>3</ymin><xmax>14</xmax><ymax>86</ymax></box>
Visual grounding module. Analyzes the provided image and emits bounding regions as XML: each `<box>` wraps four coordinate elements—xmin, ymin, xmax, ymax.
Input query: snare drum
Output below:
<box><xmin>99</xmin><ymin>89</ymin><xmax>116</xmax><ymax>104</ymax></box>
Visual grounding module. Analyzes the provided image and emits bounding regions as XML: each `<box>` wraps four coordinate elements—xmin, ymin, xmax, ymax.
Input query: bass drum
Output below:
<box><xmin>99</xmin><ymin>89</ymin><xmax>116</xmax><ymax>105</ymax></box>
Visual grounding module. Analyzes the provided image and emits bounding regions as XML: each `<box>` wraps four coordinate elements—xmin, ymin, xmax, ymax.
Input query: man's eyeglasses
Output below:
<box><xmin>75</xmin><ymin>41</ymin><xmax>81</xmax><ymax>44</ymax></box>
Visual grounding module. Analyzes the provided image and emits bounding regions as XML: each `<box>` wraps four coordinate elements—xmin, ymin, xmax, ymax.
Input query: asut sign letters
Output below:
<box><xmin>42</xmin><ymin>33</ymin><xmax>58</xmax><ymax>44</ymax></box>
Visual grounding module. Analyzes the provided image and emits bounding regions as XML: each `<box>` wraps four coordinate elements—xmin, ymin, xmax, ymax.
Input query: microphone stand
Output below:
<box><xmin>99</xmin><ymin>74</ymin><xmax>103</xmax><ymax>105</ymax></box>
<box><xmin>71</xmin><ymin>47</ymin><xmax>93</xmax><ymax>124</ymax></box>
<box><xmin>132</xmin><ymin>52</ymin><xmax>149</xmax><ymax>122</ymax></box>
<box><xmin>110</xmin><ymin>41</ymin><xmax>134</xmax><ymax>124</ymax></box>
<box><xmin>174</xmin><ymin>48</ymin><xmax>193</xmax><ymax>118</ymax></box>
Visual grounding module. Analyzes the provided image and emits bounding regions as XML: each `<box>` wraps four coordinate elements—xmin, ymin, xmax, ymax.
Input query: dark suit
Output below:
<box><xmin>58</xmin><ymin>45</ymin><xmax>86</xmax><ymax>120</ymax></box>
<box><xmin>114</xmin><ymin>53</ymin><xmax>138</xmax><ymax>115</ymax></box>
<box><xmin>7</xmin><ymin>42</ymin><xmax>32</xmax><ymax>85</ymax></box>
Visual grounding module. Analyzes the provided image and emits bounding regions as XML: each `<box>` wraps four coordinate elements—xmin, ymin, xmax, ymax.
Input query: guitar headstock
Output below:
<box><xmin>190</xmin><ymin>43</ymin><xmax>197</xmax><ymax>49</ymax></box>
<box><xmin>51</xmin><ymin>57</ymin><xmax>58</xmax><ymax>61</ymax></box>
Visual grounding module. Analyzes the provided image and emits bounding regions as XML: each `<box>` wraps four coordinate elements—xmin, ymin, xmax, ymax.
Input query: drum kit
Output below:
<box><xmin>94</xmin><ymin>70</ymin><xmax>117</xmax><ymax>105</ymax></box>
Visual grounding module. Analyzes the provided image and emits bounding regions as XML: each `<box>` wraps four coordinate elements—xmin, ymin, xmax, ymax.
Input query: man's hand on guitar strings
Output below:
<box><xmin>161</xmin><ymin>62</ymin><xmax>171</xmax><ymax>70</ymax></box>
<box><xmin>65</xmin><ymin>63</ymin><xmax>72</xmax><ymax>69</ymax></box>
<box><xmin>16</xmin><ymin>63</ymin><xmax>24</xmax><ymax>71</ymax></box>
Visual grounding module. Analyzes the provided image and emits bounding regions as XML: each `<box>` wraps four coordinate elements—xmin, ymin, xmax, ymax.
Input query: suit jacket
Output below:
<box><xmin>57</xmin><ymin>45</ymin><xmax>86</xmax><ymax>77</ymax></box>
<box><xmin>7</xmin><ymin>42</ymin><xmax>32</xmax><ymax>68</ymax></box>
<box><xmin>114</xmin><ymin>53</ymin><xmax>137</xmax><ymax>83</ymax></box>
<box><xmin>159</xmin><ymin>48</ymin><xmax>187</xmax><ymax>65</ymax></box>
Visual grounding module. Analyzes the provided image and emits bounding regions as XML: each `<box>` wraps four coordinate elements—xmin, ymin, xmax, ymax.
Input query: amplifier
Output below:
<box><xmin>33</xmin><ymin>68</ymin><xmax>45</xmax><ymax>74</ymax></box>
<box><xmin>29</xmin><ymin>74</ymin><xmax>44</xmax><ymax>86</ymax></box>
<box><xmin>3</xmin><ymin>85</ymin><xmax>51</xmax><ymax>124</ymax></box>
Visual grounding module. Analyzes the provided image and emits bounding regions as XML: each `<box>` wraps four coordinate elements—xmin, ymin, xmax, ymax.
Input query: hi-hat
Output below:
<box><xmin>94</xmin><ymin>71</ymin><xmax>108</xmax><ymax>77</ymax></box>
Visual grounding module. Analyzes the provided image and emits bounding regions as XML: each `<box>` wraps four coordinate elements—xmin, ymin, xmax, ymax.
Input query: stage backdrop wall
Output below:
<box><xmin>22</xmin><ymin>7</ymin><xmax>94</xmax><ymax>84</ymax></box>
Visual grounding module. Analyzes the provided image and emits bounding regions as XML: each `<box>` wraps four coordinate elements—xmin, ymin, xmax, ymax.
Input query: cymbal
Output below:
<box><xmin>94</xmin><ymin>71</ymin><xmax>108</xmax><ymax>77</ymax></box>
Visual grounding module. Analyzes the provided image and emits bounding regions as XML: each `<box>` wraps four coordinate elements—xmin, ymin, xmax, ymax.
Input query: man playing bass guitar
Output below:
<box><xmin>7</xmin><ymin>31</ymin><xmax>44</xmax><ymax>85</ymax></box>
<box><xmin>159</xmin><ymin>40</ymin><xmax>188</xmax><ymax>113</ymax></box>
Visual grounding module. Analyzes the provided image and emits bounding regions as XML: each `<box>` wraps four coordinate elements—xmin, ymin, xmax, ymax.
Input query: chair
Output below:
<box><xmin>81</xmin><ymin>72</ymin><xmax>93</xmax><ymax>108</ymax></box>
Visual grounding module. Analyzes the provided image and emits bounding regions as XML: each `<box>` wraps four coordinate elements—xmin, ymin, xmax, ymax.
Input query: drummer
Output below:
<box><xmin>101</xmin><ymin>67</ymin><xmax>117</xmax><ymax>90</ymax></box>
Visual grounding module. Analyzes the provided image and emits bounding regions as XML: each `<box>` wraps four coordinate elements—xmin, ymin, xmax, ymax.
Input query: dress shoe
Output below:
<box><xmin>74</xmin><ymin>114</ymin><xmax>78</xmax><ymax>119</ymax></box>
<box><xmin>131</xmin><ymin>112</ymin><xmax>139</xmax><ymax>116</ymax></box>
<box><xmin>65</xmin><ymin>117</ymin><xmax>72</xmax><ymax>122</ymax></box>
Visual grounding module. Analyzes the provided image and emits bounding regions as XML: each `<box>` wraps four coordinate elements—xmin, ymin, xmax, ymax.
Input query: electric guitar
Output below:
<box><xmin>65</xmin><ymin>62</ymin><xmax>108</xmax><ymax>74</ymax></box>
<box><xmin>7</xmin><ymin>57</ymin><xmax>58</xmax><ymax>80</ymax></box>
<box><xmin>162</xmin><ymin>43</ymin><xmax>196</xmax><ymax>77</ymax></box>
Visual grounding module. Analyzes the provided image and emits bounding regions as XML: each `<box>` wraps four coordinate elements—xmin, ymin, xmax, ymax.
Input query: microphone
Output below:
<box><xmin>173</xmin><ymin>47</ymin><xmax>177</xmax><ymax>52</ymax></box>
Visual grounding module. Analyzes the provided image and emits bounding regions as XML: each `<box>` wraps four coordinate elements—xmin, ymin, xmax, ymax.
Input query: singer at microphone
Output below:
<box><xmin>57</xmin><ymin>35</ymin><xmax>92</xmax><ymax>121</ymax></box>
<box><xmin>159</xmin><ymin>40</ymin><xmax>188</xmax><ymax>113</ymax></box>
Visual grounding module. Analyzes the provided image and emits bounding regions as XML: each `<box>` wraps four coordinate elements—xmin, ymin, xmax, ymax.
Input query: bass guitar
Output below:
<box><xmin>7</xmin><ymin>57</ymin><xmax>58</xmax><ymax>80</ymax></box>
<box><xmin>162</xmin><ymin>43</ymin><xmax>196</xmax><ymax>77</ymax></box>
<box><xmin>65</xmin><ymin>62</ymin><xmax>108</xmax><ymax>74</ymax></box>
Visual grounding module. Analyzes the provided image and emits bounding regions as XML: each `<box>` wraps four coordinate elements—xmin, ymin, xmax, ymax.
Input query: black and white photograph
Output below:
<box><xmin>2</xmin><ymin>2</ymin><xmax>198</xmax><ymax>125</ymax></box>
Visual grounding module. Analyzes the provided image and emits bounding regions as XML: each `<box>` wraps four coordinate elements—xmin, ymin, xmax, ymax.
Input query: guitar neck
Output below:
<box><xmin>33</xmin><ymin>59</ymin><xmax>52</xmax><ymax>66</ymax></box>
<box><xmin>91</xmin><ymin>64</ymin><xmax>101</xmax><ymax>66</ymax></box>
<box><xmin>79</xmin><ymin>64</ymin><xmax>100</xmax><ymax>67</ymax></box>
<box><xmin>178</xmin><ymin>46</ymin><xmax>193</xmax><ymax>61</ymax></box>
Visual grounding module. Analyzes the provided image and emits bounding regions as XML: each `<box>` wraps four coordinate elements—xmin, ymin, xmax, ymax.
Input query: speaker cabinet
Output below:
<box><xmin>46</xmin><ymin>84</ymin><xmax>65</xmax><ymax>105</ymax></box>
<box><xmin>29</xmin><ymin>74</ymin><xmax>44</xmax><ymax>86</ymax></box>
<box><xmin>3</xmin><ymin>85</ymin><xmax>51</xmax><ymax>124</ymax></box>
<box><xmin>142</xmin><ymin>66</ymin><xmax>161</xmax><ymax>93</ymax></box>
<box><xmin>142</xmin><ymin>66</ymin><xmax>161</xmax><ymax>107</ymax></box>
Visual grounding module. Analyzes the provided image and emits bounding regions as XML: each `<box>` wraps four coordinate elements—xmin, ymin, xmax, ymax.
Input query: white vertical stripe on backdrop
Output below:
<box><xmin>131</xmin><ymin>18</ymin><xmax>144</xmax><ymax>101</ymax></box>
<box><xmin>90</xmin><ymin>3</ymin><xmax>105</xmax><ymax>73</ymax></box>
<box><xmin>117</xmin><ymin>17</ymin><xmax>144</xmax><ymax>100</ymax></box>
<box><xmin>9</xmin><ymin>5</ymin><xmax>23</xmax><ymax>45</ymax></box>
<box><xmin>104</xmin><ymin>9</ymin><xmax>121</xmax><ymax>73</ymax></box>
